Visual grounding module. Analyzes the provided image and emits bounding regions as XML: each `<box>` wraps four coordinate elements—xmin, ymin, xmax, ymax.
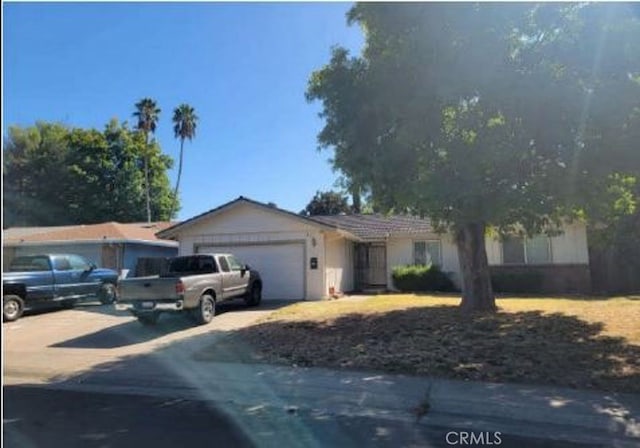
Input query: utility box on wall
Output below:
<box><xmin>310</xmin><ymin>257</ymin><xmax>318</xmax><ymax>270</ymax></box>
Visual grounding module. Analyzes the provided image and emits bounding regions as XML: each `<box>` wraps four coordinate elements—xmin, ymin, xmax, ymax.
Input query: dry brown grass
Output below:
<box><xmin>209</xmin><ymin>295</ymin><xmax>640</xmax><ymax>393</ymax></box>
<box><xmin>263</xmin><ymin>295</ymin><xmax>640</xmax><ymax>344</ymax></box>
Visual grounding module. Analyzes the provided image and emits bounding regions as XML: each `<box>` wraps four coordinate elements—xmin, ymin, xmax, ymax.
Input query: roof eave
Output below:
<box><xmin>157</xmin><ymin>197</ymin><xmax>338</xmax><ymax>239</ymax></box>
<box><xmin>4</xmin><ymin>239</ymin><xmax>178</xmax><ymax>248</ymax></box>
<box><xmin>335</xmin><ymin>229</ymin><xmax>363</xmax><ymax>242</ymax></box>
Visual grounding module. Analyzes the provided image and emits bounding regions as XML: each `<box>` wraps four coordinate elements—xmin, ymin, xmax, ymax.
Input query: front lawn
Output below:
<box><xmin>211</xmin><ymin>295</ymin><xmax>640</xmax><ymax>393</ymax></box>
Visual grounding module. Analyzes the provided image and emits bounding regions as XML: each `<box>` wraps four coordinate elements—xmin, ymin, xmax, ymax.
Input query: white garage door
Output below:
<box><xmin>197</xmin><ymin>243</ymin><xmax>305</xmax><ymax>301</ymax></box>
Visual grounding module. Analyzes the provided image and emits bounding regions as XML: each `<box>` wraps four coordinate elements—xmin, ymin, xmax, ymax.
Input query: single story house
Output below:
<box><xmin>157</xmin><ymin>196</ymin><xmax>591</xmax><ymax>301</ymax></box>
<box><xmin>3</xmin><ymin>221</ymin><xmax>178</xmax><ymax>275</ymax></box>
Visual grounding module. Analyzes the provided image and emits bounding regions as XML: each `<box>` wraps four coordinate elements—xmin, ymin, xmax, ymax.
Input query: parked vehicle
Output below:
<box><xmin>116</xmin><ymin>253</ymin><xmax>262</xmax><ymax>326</ymax></box>
<box><xmin>3</xmin><ymin>254</ymin><xmax>119</xmax><ymax>322</ymax></box>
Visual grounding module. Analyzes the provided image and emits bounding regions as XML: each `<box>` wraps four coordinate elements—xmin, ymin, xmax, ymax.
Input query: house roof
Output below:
<box><xmin>310</xmin><ymin>214</ymin><xmax>434</xmax><ymax>240</ymax></box>
<box><xmin>3</xmin><ymin>222</ymin><xmax>178</xmax><ymax>246</ymax></box>
<box><xmin>156</xmin><ymin>196</ymin><xmax>341</xmax><ymax>239</ymax></box>
<box><xmin>156</xmin><ymin>195</ymin><xmax>434</xmax><ymax>242</ymax></box>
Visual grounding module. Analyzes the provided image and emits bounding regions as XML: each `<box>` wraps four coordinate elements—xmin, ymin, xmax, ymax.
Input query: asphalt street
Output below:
<box><xmin>4</xmin><ymin>386</ymin><xmax>595</xmax><ymax>448</ymax></box>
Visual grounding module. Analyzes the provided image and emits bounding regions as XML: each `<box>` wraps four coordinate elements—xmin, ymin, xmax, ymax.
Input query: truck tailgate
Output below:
<box><xmin>118</xmin><ymin>276</ymin><xmax>181</xmax><ymax>301</ymax></box>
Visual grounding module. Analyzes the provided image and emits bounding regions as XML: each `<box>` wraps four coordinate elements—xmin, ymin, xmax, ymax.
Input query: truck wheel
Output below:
<box><xmin>3</xmin><ymin>295</ymin><xmax>25</xmax><ymax>322</ymax></box>
<box><xmin>136</xmin><ymin>312</ymin><xmax>160</xmax><ymax>326</ymax></box>
<box><xmin>245</xmin><ymin>283</ymin><xmax>262</xmax><ymax>307</ymax></box>
<box><xmin>98</xmin><ymin>283</ymin><xmax>117</xmax><ymax>305</ymax></box>
<box><xmin>193</xmin><ymin>294</ymin><xmax>215</xmax><ymax>325</ymax></box>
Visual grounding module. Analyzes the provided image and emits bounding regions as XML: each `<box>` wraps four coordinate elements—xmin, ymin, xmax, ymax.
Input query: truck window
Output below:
<box><xmin>227</xmin><ymin>255</ymin><xmax>244</xmax><ymax>271</ymax></box>
<box><xmin>53</xmin><ymin>257</ymin><xmax>72</xmax><ymax>271</ymax></box>
<box><xmin>168</xmin><ymin>256</ymin><xmax>218</xmax><ymax>275</ymax></box>
<box><xmin>8</xmin><ymin>256</ymin><xmax>51</xmax><ymax>272</ymax></box>
<box><xmin>68</xmin><ymin>255</ymin><xmax>92</xmax><ymax>271</ymax></box>
<box><xmin>199</xmin><ymin>257</ymin><xmax>217</xmax><ymax>273</ymax></box>
<box><xmin>218</xmin><ymin>257</ymin><xmax>230</xmax><ymax>272</ymax></box>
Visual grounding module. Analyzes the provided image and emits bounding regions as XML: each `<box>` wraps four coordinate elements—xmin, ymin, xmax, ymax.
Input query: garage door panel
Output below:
<box><xmin>197</xmin><ymin>243</ymin><xmax>304</xmax><ymax>301</ymax></box>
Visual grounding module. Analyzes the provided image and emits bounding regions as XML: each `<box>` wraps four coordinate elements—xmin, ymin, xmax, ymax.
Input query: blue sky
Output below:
<box><xmin>3</xmin><ymin>2</ymin><xmax>363</xmax><ymax>220</ymax></box>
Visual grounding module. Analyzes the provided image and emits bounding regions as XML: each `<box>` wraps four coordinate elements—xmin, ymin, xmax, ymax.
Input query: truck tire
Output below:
<box><xmin>98</xmin><ymin>283</ymin><xmax>118</xmax><ymax>305</ymax></box>
<box><xmin>192</xmin><ymin>294</ymin><xmax>215</xmax><ymax>325</ymax></box>
<box><xmin>245</xmin><ymin>283</ymin><xmax>262</xmax><ymax>307</ymax></box>
<box><xmin>3</xmin><ymin>295</ymin><xmax>25</xmax><ymax>322</ymax></box>
<box><xmin>136</xmin><ymin>312</ymin><xmax>160</xmax><ymax>326</ymax></box>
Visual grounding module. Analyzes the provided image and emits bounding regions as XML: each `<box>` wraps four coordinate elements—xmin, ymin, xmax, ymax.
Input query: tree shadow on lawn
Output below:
<box><xmin>233</xmin><ymin>305</ymin><xmax>640</xmax><ymax>394</ymax></box>
<box><xmin>410</xmin><ymin>292</ymin><xmax>640</xmax><ymax>301</ymax></box>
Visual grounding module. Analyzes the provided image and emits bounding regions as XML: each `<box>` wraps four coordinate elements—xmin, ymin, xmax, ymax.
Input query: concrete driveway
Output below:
<box><xmin>3</xmin><ymin>300</ymin><xmax>283</xmax><ymax>384</ymax></box>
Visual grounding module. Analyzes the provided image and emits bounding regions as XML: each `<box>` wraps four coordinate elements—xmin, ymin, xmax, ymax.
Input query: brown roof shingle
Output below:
<box><xmin>4</xmin><ymin>222</ymin><xmax>176</xmax><ymax>244</ymax></box>
<box><xmin>310</xmin><ymin>214</ymin><xmax>433</xmax><ymax>240</ymax></box>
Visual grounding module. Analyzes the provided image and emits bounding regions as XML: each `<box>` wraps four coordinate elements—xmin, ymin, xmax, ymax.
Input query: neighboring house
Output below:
<box><xmin>3</xmin><ymin>222</ymin><xmax>178</xmax><ymax>275</ymax></box>
<box><xmin>157</xmin><ymin>196</ymin><xmax>591</xmax><ymax>302</ymax></box>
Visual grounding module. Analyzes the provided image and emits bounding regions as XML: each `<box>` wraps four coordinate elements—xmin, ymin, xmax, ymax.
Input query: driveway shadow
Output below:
<box><xmin>49</xmin><ymin>316</ymin><xmax>196</xmax><ymax>349</ymax></box>
<box><xmin>48</xmin><ymin>300</ymin><xmax>293</xmax><ymax>349</ymax></box>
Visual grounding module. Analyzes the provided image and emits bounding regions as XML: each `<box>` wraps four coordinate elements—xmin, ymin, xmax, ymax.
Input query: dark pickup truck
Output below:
<box><xmin>3</xmin><ymin>254</ymin><xmax>119</xmax><ymax>322</ymax></box>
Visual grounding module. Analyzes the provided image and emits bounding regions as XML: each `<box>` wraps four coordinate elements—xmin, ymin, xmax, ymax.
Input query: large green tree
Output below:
<box><xmin>307</xmin><ymin>3</ymin><xmax>640</xmax><ymax>311</ymax></box>
<box><xmin>170</xmin><ymin>103</ymin><xmax>198</xmax><ymax>219</ymax></box>
<box><xmin>301</xmin><ymin>190</ymin><xmax>351</xmax><ymax>216</ymax></box>
<box><xmin>133</xmin><ymin>98</ymin><xmax>161</xmax><ymax>223</ymax></box>
<box><xmin>3</xmin><ymin>120</ymin><xmax>177</xmax><ymax>227</ymax></box>
<box><xmin>3</xmin><ymin>122</ymin><xmax>70</xmax><ymax>226</ymax></box>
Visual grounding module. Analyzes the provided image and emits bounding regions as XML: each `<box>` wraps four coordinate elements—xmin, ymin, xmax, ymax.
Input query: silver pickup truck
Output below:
<box><xmin>116</xmin><ymin>253</ymin><xmax>262</xmax><ymax>325</ymax></box>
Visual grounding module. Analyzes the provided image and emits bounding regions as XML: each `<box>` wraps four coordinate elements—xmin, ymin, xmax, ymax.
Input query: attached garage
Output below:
<box><xmin>157</xmin><ymin>197</ymin><xmax>354</xmax><ymax>301</ymax></box>
<box><xmin>196</xmin><ymin>242</ymin><xmax>305</xmax><ymax>300</ymax></box>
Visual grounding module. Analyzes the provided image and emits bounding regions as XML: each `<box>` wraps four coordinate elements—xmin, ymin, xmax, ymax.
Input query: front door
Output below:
<box><xmin>354</xmin><ymin>243</ymin><xmax>387</xmax><ymax>289</ymax></box>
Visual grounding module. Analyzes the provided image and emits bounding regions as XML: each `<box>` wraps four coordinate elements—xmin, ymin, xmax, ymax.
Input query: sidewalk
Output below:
<box><xmin>10</xmin><ymin>350</ymin><xmax>639</xmax><ymax>447</ymax></box>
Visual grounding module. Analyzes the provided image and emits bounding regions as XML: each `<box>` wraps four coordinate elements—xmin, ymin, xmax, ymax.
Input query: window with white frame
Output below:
<box><xmin>502</xmin><ymin>235</ymin><xmax>551</xmax><ymax>264</ymax></box>
<box><xmin>413</xmin><ymin>240</ymin><xmax>442</xmax><ymax>266</ymax></box>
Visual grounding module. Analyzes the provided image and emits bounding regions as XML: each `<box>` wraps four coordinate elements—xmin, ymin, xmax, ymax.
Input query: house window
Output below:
<box><xmin>502</xmin><ymin>236</ymin><xmax>551</xmax><ymax>264</ymax></box>
<box><xmin>414</xmin><ymin>240</ymin><xmax>442</xmax><ymax>266</ymax></box>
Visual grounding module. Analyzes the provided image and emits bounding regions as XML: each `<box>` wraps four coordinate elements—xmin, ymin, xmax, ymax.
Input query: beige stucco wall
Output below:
<box><xmin>171</xmin><ymin>202</ymin><xmax>326</xmax><ymax>300</ymax></box>
<box><xmin>549</xmin><ymin>222</ymin><xmax>590</xmax><ymax>264</ymax></box>
<box><xmin>325</xmin><ymin>234</ymin><xmax>354</xmax><ymax>294</ymax></box>
<box><xmin>386</xmin><ymin>221</ymin><xmax>589</xmax><ymax>290</ymax></box>
<box><xmin>485</xmin><ymin>221</ymin><xmax>589</xmax><ymax>265</ymax></box>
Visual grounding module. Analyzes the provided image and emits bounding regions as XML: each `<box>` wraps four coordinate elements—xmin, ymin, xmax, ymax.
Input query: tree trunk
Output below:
<box><xmin>351</xmin><ymin>187</ymin><xmax>361</xmax><ymax>214</ymax></box>
<box><xmin>170</xmin><ymin>138</ymin><xmax>184</xmax><ymax>219</ymax></box>
<box><xmin>143</xmin><ymin>135</ymin><xmax>151</xmax><ymax>224</ymax></box>
<box><xmin>455</xmin><ymin>222</ymin><xmax>496</xmax><ymax>312</ymax></box>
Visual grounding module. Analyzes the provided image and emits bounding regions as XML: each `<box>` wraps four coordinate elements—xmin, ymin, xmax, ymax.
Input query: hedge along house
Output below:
<box><xmin>156</xmin><ymin>196</ymin><xmax>591</xmax><ymax>301</ymax></box>
<box><xmin>3</xmin><ymin>222</ymin><xmax>178</xmax><ymax>276</ymax></box>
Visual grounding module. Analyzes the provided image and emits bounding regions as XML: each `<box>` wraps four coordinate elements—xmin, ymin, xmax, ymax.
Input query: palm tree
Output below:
<box><xmin>170</xmin><ymin>104</ymin><xmax>198</xmax><ymax>219</ymax></box>
<box><xmin>133</xmin><ymin>98</ymin><xmax>161</xmax><ymax>223</ymax></box>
